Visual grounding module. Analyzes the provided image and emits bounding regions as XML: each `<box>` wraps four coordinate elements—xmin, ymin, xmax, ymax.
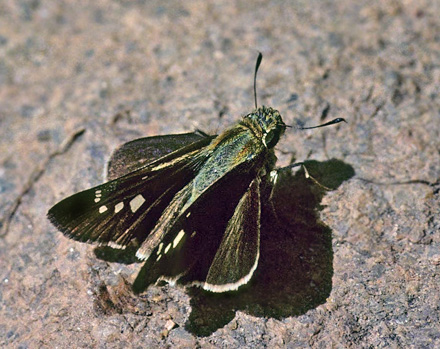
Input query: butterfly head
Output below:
<box><xmin>245</xmin><ymin>105</ymin><xmax>286</xmax><ymax>149</ymax></box>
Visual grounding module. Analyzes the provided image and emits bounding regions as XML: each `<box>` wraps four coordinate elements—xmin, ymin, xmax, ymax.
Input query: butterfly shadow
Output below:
<box><xmin>93</xmin><ymin>158</ymin><xmax>354</xmax><ymax>337</ymax></box>
<box><xmin>184</xmin><ymin>158</ymin><xmax>354</xmax><ymax>336</ymax></box>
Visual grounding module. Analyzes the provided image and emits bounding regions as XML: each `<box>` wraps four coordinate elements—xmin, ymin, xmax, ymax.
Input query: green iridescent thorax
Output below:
<box><xmin>241</xmin><ymin>106</ymin><xmax>286</xmax><ymax>149</ymax></box>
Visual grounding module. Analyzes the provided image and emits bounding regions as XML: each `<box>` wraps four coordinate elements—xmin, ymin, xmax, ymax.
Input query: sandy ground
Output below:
<box><xmin>1</xmin><ymin>0</ymin><xmax>439</xmax><ymax>347</ymax></box>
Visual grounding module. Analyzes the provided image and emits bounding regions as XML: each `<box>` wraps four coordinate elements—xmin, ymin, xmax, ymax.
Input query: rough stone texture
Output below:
<box><xmin>1</xmin><ymin>0</ymin><xmax>439</xmax><ymax>347</ymax></box>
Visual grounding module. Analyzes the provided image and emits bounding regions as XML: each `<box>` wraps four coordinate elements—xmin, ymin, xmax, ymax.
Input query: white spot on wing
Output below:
<box><xmin>94</xmin><ymin>198</ymin><xmax>101</xmax><ymax>203</ymax></box>
<box><xmin>156</xmin><ymin>254</ymin><xmax>162</xmax><ymax>261</ymax></box>
<box><xmin>164</xmin><ymin>243</ymin><xmax>171</xmax><ymax>254</ymax></box>
<box><xmin>114</xmin><ymin>202</ymin><xmax>124</xmax><ymax>213</ymax></box>
<box><xmin>173</xmin><ymin>230</ymin><xmax>185</xmax><ymax>248</ymax></box>
<box><xmin>99</xmin><ymin>205</ymin><xmax>108</xmax><ymax>214</ymax></box>
<box><xmin>157</xmin><ymin>242</ymin><xmax>164</xmax><ymax>255</ymax></box>
<box><xmin>130</xmin><ymin>194</ymin><xmax>145</xmax><ymax>213</ymax></box>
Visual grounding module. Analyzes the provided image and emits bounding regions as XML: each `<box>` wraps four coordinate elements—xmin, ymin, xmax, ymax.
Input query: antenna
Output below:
<box><xmin>254</xmin><ymin>52</ymin><xmax>263</xmax><ymax>109</ymax></box>
<box><xmin>296</xmin><ymin>117</ymin><xmax>347</xmax><ymax>130</ymax></box>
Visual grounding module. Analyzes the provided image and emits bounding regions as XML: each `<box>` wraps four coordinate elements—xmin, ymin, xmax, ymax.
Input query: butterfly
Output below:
<box><xmin>48</xmin><ymin>53</ymin><xmax>345</xmax><ymax>293</ymax></box>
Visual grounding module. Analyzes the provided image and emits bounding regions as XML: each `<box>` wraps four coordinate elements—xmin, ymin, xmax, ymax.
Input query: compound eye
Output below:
<box><xmin>263</xmin><ymin>129</ymin><xmax>280</xmax><ymax>148</ymax></box>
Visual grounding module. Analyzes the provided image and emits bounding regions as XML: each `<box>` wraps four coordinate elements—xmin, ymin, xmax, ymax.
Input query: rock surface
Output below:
<box><xmin>1</xmin><ymin>0</ymin><xmax>439</xmax><ymax>347</ymax></box>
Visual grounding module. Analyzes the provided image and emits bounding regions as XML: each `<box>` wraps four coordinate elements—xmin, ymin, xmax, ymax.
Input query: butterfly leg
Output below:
<box><xmin>266</xmin><ymin>164</ymin><xmax>304</xmax><ymax>226</ymax></box>
<box><xmin>267</xmin><ymin>161</ymin><xmax>332</xmax><ymax>227</ymax></box>
<box><xmin>272</xmin><ymin>162</ymin><xmax>333</xmax><ymax>191</ymax></box>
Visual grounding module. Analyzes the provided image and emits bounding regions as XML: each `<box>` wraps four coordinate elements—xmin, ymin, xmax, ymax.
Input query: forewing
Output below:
<box><xmin>107</xmin><ymin>131</ymin><xmax>214</xmax><ymax>180</ymax></box>
<box><xmin>135</xmin><ymin>127</ymin><xmax>266</xmax><ymax>261</ymax></box>
<box><xmin>203</xmin><ymin>177</ymin><xmax>261</xmax><ymax>292</ymax></box>
<box><xmin>132</xmin><ymin>172</ymin><xmax>260</xmax><ymax>293</ymax></box>
<box><xmin>48</xmin><ymin>138</ymin><xmax>211</xmax><ymax>249</ymax></box>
